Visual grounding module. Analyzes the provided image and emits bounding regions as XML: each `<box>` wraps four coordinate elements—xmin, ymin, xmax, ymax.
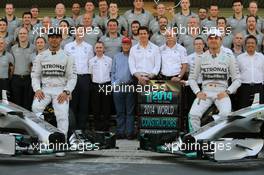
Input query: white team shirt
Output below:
<box><xmin>159</xmin><ymin>44</ymin><xmax>188</xmax><ymax>76</ymax></box>
<box><xmin>128</xmin><ymin>41</ymin><xmax>161</xmax><ymax>76</ymax></box>
<box><xmin>237</xmin><ymin>52</ymin><xmax>264</xmax><ymax>84</ymax></box>
<box><xmin>88</xmin><ymin>54</ymin><xmax>112</xmax><ymax>84</ymax></box>
<box><xmin>64</xmin><ymin>41</ymin><xmax>94</xmax><ymax>75</ymax></box>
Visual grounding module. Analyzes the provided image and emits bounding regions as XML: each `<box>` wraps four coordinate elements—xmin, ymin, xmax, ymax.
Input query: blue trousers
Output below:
<box><xmin>113</xmin><ymin>91</ymin><xmax>135</xmax><ymax>136</ymax></box>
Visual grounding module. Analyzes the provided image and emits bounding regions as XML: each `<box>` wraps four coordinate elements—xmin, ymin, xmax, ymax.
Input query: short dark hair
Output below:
<box><xmin>198</xmin><ymin>6</ymin><xmax>207</xmax><ymax>12</ymax></box>
<box><xmin>98</xmin><ymin>0</ymin><xmax>108</xmax><ymax>5</ymax></box>
<box><xmin>76</xmin><ymin>24</ymin><xmax>84</xmax><ymax>29</ymax></box>
<box><xmin>95</xmin><ymin>41</ymin><xmax>105</xmax><ymax>47</ymax></box>
<box><xmin>59</xmin><ymin>19</ymin><xmax>70</xmax><ymax>27</ymax></box>
<box><xmin>245</xmin><ymin>35</ymin><xmax>257</xmax><ymax>45</ymax></box>
<box><xmin>210</xmin><ymin>2</ymin><xmax>218</xmax><ymax>9</ymax></box>
<box><xmin>159</xmin><ymin>16</ymin><xmax>168</xmax><ymax>23</ymax></box>
<box><xmin>35</xmin><ymin>36</ymin><xmax>47</xmax><ymax>43</ymax></box>
<box><xmin>138</xmin><ymin>26</ymin><xmax>150</xmax><ymax>35</ymax></box>
<box><xmin>131</xmin><ymin>20</ymin><xmax>140</xmax><ymax>27</ymax></box>
<box><xmin>107</xmin><ymin>18</ymin><xmax>119</xmax><ymax>26</ymax></box>
<box><xmin>86</xmin><ymin>0</ymin><xmax>94</xmax><ymax>5</ymax></box>
<box><xmin>194</xmin><ymin>37</ymin><xmax>205</xmax><ymax>43</ymax></box>
<box><xmin>31</xmin><ymin>4</ymin><xmax>39</xmax><ymax>10</ymax></box>
<box><xmin>246</xmin><ymin>15</ymin><xmax>257</xmax><ymax>23</ymax></box>
<box><xmin>232</xmin><ymin>0</ymin><xmax>243</xmax><ymax>6</ymax></box>
<box><xmin>22</xmin><ymin>11</ymin><xmax>32</xmax><ymax>18</ymax></box>
<box><xmin>109</xmin><ymin>1</ymin><xmax>118</xmax><ymax>6</ymax></box>
<box><xmin>217</xmin><ymin>17</ymin><xmax>227</xmax><ymax>24</ymax></box>
<box><xmin>72</xmin><ymin>2</ymin><xmax>81</xmax><ymax>7</ymax></box>
<box><xmin>0</xmin><ymin>18</ymin><xmax>8</xmax><ymax>25</ymax></box>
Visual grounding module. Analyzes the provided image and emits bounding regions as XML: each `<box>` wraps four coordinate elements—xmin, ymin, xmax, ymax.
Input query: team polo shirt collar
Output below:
<box><xmin>96</xmin><ymin>54</ymin><xmax>106</xmax><ymax>59</ymax></box>
<box><xmin>137</xmin><ymin>42</ymin><xmax>152</xmax><ymax>49</ymax></box>
<box><xmin>107</xmin><ymin>15</ymin><xmax>120</xmax><ymax>20</ymax></box>
<box><xmin>165</xmin><ymin>44</ymin><xmax>177</xmax><ymax>50</ymax></box>
<box><xmin>73</xmin><ymin>40</ymin><xmax>85</xmax><ymax>46</ymax></box>
<box><xmin>131</xmin><ymin>8</ymin><xmax>145</xmax><ymax>14</ymax></box>
<box><xmin>2</xmin><ymin>32</ymin><xmax>9</xmax><ymax>37</ymax></box>
<box><xmin>106</xmin><ymin>32</ymin><xmax>121</xmax><ymax>38</ymax></box>
<box><xmin>18</xmin><ymin>42</ymin><xmax>30</xmax><ymax>48</ymax></box>
<box><xmin>245</xmin><ymin>51</ymin><xmax>257</xmax><ymax>57</ymax></box>
<box><xmin>54</xmin><ymin>16</ymin><xmax>67</xmax><ymax>19</ymax></box>
<box><xmin>246</xmin><ymin>29</ymin><xmax>259</xmax><ymax>35</ymax></box>
<box><xmin>0</xmin><ymin>50</ymin><xmax>6</xmax><ymax>56</ymax></box>
<box><xmin>180</xmin><ymin>10</ymin><xmax>192</xmax><ymax>16</ymax></box>
<box><xmin>232</xmin><ymin>47</ymin><xmax>244</xmax><ymax>53</ymax></box>
<box><xmin>233</xmin><ymin>14</ymin><xmax>245</xmax><ymax>19</ymax></box>
<box><xmin>3</xmin><ymin>16</ymin><xmax>16</xmax><ymax>21</ymax></box>
<box><xmin>22</xmin><ymin>24</ymin><xmax>34</xmax><ymax>30</ymax></box>
<box><xmin>207</xmin><ymin>16</ymin><xmax>216</xmax><ymax>21</ymax></box>
<box><xmin>99</xmin><ymin>12</ymin><xmax>109</xmax><ymax>17</ymax></box>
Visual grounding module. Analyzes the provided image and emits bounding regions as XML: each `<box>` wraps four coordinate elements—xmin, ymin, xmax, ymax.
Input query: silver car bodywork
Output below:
<box><xmin>0</xmin><ymin>100</ymin><xmax>66</xmax><ymax>155</ymax></box>
<box><xmin>174</xmin><ymin>95</ymin><xmax>264</xmax><ymax>161</ymax></box>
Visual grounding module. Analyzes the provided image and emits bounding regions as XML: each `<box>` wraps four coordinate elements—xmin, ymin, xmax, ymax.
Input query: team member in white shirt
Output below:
<box><xmin>88</xmin><ymin>41</ymin><xmax>112</xmax><ymax>131</ymax></box>
<box><xmin>185</xmin><ymin>37</ymin><xmax>205</xmax><ymax>114</ymax></box>
<box><xmin>64</xmin><ymin>25</ymin><xmax>94</xmax><ymax>133</ymax></box>
<box><xmin>236</xmin><ymin>35</ymin><xmax>264</xmax><ymax>109</ymax></box>
<box><xmin>159</xmin><ymin>30</ymin><xmax>188</xmax><ymax>81</ymax></box>
<box><xmin>129</xmin><ymin>26</ymin><xmax>161</xmax><ymax>85</ymax></box>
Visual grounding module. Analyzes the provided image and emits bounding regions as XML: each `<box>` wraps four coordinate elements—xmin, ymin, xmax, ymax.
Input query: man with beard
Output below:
<box><xmin>130</xmin><ymin>20</ymin><xmax>140</xmax><ymax>45</ymax></box>
<box><xmin>71</xmin><ymin>2</ymin><xmax>81</xmax><ymax>26</ymax></box>
<box><xmin>14</xmin><ymin>12</ymin><xmax>35</xmax><ymax>44</ymax></box>
<box><xmin>150</xmin><ymin>16</ymin><xmax>169</xmax><ymax>47</ymax></box>
<box><xmin>149</xmin><ymin>3</ymin><xmax>166</xmax><ymax>34</ymax></box>
<box><xmin>241</xmin><ymin>15</ymin><xmax>263</xmax><ymax>52</ymax></box>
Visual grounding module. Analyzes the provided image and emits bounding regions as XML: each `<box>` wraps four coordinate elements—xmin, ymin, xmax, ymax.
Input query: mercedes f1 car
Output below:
<box><xmin>168</xmin><ymin>94</ymin><xmax>264</xmax><ymax>161</ymax></box>
<box><xmin>0</xmin><ymin>91</ymin><xmax>116</xmax><ymax>156</ymax></box>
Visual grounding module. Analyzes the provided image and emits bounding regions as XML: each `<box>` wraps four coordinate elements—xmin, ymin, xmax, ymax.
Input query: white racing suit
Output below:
<box><xmin>188</xmin><ymin>50</ymin><xmax>241</xmax><ymax>132</ymax></box>
<box><xmin>31</xmin><ymin>49</ymin><xmax>77</xmax><ymax>137</ymax></box>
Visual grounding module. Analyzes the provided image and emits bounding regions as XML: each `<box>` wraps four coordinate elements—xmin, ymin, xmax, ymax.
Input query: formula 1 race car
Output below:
<box><xmin>0</xmin><ymin>93</ymin><xmax>116</xmax><ymax>156</ymax></box>
<box><xmin>168</xmin><ymin>94</ymin><xmax>264</xmax><ymax>161</ymax></box>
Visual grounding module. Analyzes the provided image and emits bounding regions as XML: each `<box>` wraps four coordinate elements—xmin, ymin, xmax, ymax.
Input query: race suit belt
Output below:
<box><xmin>13</xmin><ymin>74</ymin><xmax>30</xmax><ymax>79</ymax></box>
<box><xmin>242</xmin><ymin>83</ymin><xmax>263</xmax><ymax>87</ymax></box>
<box><xmin>204</xmin><ymin>83</ymin><xmax>226</xmax><ymax>88</ymax></box>
<box><xmin>77</xmin><ymin>74</ymin><xmax>89</xmax><ymax>77</ymax></box>
<box><xmin>42</xmin><ymin>84</ymin><xmax>66</xmax><ymax>88</ymax></box>
<box><xmin>160</xmin><ymin>74</ymin><xmax>179</xmax><ymax>80</ymax></box>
